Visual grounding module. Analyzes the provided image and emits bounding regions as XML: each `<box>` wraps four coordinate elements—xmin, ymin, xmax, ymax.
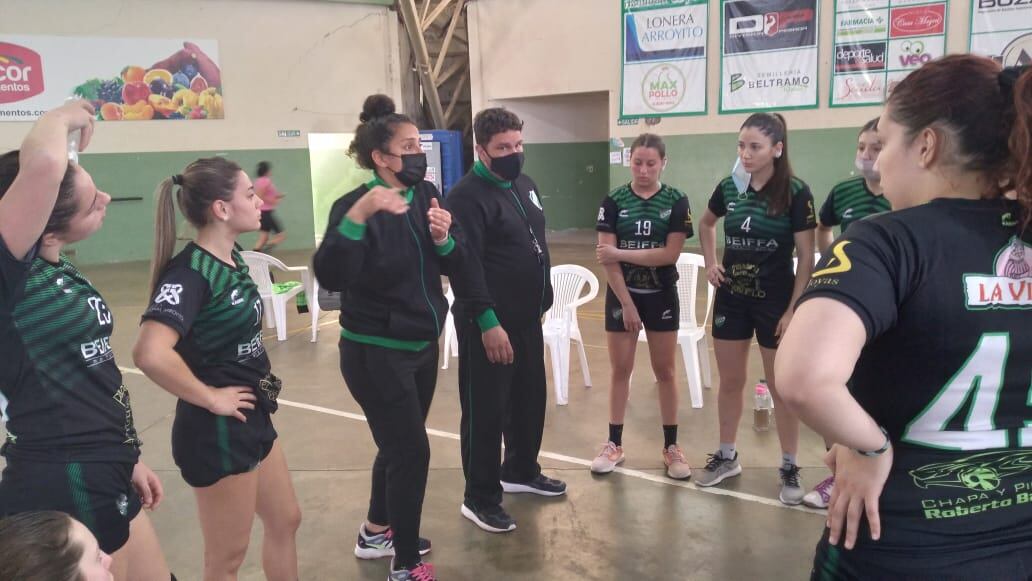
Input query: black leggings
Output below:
<box><xmin>338</xmin><ymin>338</ymin><xmax>438</xmax><ymax>567</ymax></box>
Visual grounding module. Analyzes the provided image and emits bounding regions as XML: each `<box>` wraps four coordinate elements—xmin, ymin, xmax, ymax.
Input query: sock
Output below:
<box><xmin>663</xmin><ymin>425</ymin><xmax>678</xmax><ymax>449</ymax></box>
<box><xmin>364</xmin><ymin>524</ymin><xmax>388</xmax><ymax>538</ymax></box>
<box><xmin>609</xmin><ymin>423</ymin><xmax>624</xmax><ymax>447</ymax></box>
<box><xmin>719</xmin><ymin>442</ymin><xmax>736</xmax><ymax>459</ymax></box>
<box><xmin>782</xmin><ymin>452</ymin><xmax>797</xmax><ymax>468</ymax></box>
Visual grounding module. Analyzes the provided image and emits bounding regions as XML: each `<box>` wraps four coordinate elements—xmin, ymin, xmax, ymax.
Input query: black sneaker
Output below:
<box><xmin>460</xmin><ymin>502</ymin><xmax>516</xmax><ymax>533</ymax></box>
<box><xmin>500</xmin><ymin>474</ymin><xmax>567</xmax><ymax>497</ymax></box>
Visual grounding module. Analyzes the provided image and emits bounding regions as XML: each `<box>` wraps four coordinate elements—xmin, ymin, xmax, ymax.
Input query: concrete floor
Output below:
<box><xmin>2</xmin><ymin>231</ymin><xmax>831</xmax><ymax>580</ymax></box>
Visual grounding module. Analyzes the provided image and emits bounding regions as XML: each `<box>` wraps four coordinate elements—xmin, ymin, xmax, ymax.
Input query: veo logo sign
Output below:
<box><xmin>0</xmin><ymin>42</ymin><xmax>44</xmax><ymax>104</ymax></box>
<box><xmin>898</xmin><ymin>40</ymin><xmax>932</xmax><ymax>67</ymax></box>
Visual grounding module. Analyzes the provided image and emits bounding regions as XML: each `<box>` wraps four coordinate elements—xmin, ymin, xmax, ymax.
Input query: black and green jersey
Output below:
<box><xmin>596</xmin><ymin>183</ymin><xmax>693</xmax><ymax>291</ymax></box>
<box><xmin>708</xmin><ymin>176</ymin><xmax>817</xmax><ymax>299</ymax></box>
<box><xmin>142</xmin><ymin>243</ymin><xmax>270</xmax><ymax>393</ymax></box>
<box><xmin>819</xmin><ymin>175</ymin><xmax>890</xmax><ymax>233</ymax></box>
<box><xmin>799</xmin><ymin>199</ymin><xmax>1032</xmax><ymax>567</ymax></box>
<box><xmin>0</xmin><ymin>239</ymin><xmax>139</xmax><ymax>463</ymax></box>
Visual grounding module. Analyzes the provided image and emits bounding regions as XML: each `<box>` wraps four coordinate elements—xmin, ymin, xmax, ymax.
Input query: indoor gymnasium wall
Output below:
<box><xmin>0</xmin><ymin>0</ymin><xmax>399</xmax><ymax>264</ymax></box>
<box><xmin>468</xmin><ymin>0</ymin><xmax>975</xmax><ymax>242</ymax></box>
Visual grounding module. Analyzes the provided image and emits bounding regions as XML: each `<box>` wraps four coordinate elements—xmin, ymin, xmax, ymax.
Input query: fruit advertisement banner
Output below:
<box><xmin>620</xmin><ymin>0</ymin><xmax>709</xmax><ymax>119</ymax></box>
<box><xmin>0</xmin><ymin>35</ymin><xmax>223</xmax><ymax>122</ymax></box>
<box><xmin>719</xmin><ymin>0</ymin><xmax>820</xmax><ymax>113</ymax></box>
<box><xmin>829</xmin><ymin>0</ymin><xmax>949</xmax><ymax>108</ymax></box>
<box><xmin>970</xmin><ymin>0</ymin><xmax>1032</xmax><ymax>68</ymax></box>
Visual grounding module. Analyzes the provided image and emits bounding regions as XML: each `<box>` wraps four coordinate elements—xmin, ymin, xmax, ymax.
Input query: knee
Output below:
<box><xmin>610</xmin><ymin>364</ymin><xmax>634</xmax><ymax>382</ymax></box>
<box><xmin>718</xmin><ymin>376</ymin><xmax>747</xmax><ymax>393</ymax></box>
<box><xmin>653</xmin><ymin>366</ymin><xmax>677</xmax><ymax>385</ymax></box>
<box><xmin>278</xmin><ymin>502</ymin><xmax>303</xmax><ymax>535</ymax></box>
<box><xmin>205</xmin><ymin>541</ymin><xmax>249</xmax><ymax>574</ymax></box>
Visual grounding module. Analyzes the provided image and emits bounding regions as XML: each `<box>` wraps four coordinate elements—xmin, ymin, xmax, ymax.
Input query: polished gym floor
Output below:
<box><xmin>2</xmin><ymin>231</ymin><xmax>830</xmax><ymax>580</ymax></box>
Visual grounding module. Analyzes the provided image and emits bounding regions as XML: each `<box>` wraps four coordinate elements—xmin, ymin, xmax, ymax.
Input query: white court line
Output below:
<box><xmin>275</xmin><ymin>398</ymin><xmax>824</xmax><ymax>515</ymax></box>
<box><xmin>118</xmin><ymin>365</ymin><xmax>822</xmax><ymax>515</ymax></box>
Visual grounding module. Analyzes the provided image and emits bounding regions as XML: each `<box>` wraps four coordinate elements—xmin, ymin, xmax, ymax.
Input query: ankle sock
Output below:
<box><xmin>609</xmin><ymin>423</ymin><xmax>624</xmax><ymax>447</ymax></box>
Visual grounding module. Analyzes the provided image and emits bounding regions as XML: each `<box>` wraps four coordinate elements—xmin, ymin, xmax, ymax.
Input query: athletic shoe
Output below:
<box><xmin>779</xmin><ymin>464</ymin><xmax>806</xmax><ymax>505</ymax></box>
<box><xmin>388</xmin><ymin>560</ymin><xmax>436</xmax><ymax>581</ymax></box>
<box><xmin>460</xmin><ymin>502</ymin><xmax>516</xmax><ymax>533</ymax></box>
<box><xmin>501</xmin><ymin>474</ymin><xmax>567</xmax><ymax>496</ymax></box>
<box><xmin>354</xmin><ymin>525</ymin><xmax>432</xmax><ymax>559</ymax></box>
<box><xmin>802</xmin><ymin>475</ymin><xmax>834</xmax><ymax>509</ymax></box>
<box><xmin>590</xmin><ymin>441</ymin><xmax>625</xmax><ymax>474</ymax></box>
<box><xmin>694</xmin><ymin>452</ymin><xmax>742</xmax><ymax>487</ymax></box>
<box><xmin>663</xmin><ymin>444</ymin><xmax>692</xmax><ymax>480</ymax></box>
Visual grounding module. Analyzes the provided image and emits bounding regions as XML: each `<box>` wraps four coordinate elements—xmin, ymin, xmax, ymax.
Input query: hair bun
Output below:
<box><xmin>360</xmin><ymin>94</ymin><xmax>396</xmax><ymax>123</ymax></box>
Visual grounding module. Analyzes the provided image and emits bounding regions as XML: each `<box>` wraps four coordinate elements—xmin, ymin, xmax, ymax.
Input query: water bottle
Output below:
<box><xmin>753</xmin><ymin>380</ymin><xmax>773</xmax><ymax>431</ymax></box>
<box><xmin>65</xmin><ymin>97</ymin><xmax>79</xmax><ymax>165</ymax></box>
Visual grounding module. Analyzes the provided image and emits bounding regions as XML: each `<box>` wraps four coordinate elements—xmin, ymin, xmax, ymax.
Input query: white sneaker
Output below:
<box><xmin>802</xmin><ymin>475</ymin><xmax>834</xmax><ymax>509</ymax></box>
<box><xmin>590</xmin><ymin>441</ymin><xmax>624</xmax><ymax>474</ymax></box>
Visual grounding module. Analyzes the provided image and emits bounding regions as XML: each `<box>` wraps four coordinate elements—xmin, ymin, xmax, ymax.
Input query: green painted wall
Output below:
<box><xmin>64</xmin><ymin>127</ymin><xmax>861</xmax><ymax>264</ymax></box>
<box><xmin>522</xmin><ymin>141</ymin><xmax>610</xmax><ymax>230</ymax></box>
<box><xmin>70</xmin><ymin>148</ymin><xmax>315</xmax><ymax>265</ymax></box>
<box><xmin>607</xmin><ymin>127</ymin><xmax>862</xmax><ymax>246</ymax></box>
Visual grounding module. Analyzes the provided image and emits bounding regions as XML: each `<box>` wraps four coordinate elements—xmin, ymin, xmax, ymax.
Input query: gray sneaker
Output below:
<box><xmin>695</xmin><ymin>452</ymin><xmax>742</xmax><ymax>487</ymax></box>
<box><xmin>779</xmin><ymin>464</ymin><xmax>805</xmax><ymax>505</ymax></box>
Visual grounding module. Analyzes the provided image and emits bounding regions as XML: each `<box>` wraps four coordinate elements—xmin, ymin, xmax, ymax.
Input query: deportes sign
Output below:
<box><xmin>830</xmin><ymin>0</ymin><xmax>948</xmax><ymax>107</ymax></box>
<box><xmin>720</xmin><ymin>0</ymin><xmax>820</xmax><ymax>112</ymax></box>
<box><xmin>723</xmin><ymin>0</ymin><xmax>818</xmax><ymax>54</ymax></box>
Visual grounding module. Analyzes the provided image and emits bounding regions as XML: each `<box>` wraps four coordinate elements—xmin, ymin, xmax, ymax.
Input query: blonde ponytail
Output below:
<box><xmin>150</xmin><ymin>178</ymin><xmax>177</xmax><ymax>294</ymax></box>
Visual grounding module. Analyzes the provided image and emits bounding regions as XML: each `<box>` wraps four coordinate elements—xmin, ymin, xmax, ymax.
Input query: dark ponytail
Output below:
<box><xmin>741</xmin><ymin>112</ymin><xmax>793</xmax><ymax>216</ymax></box>
<box><xmin>348</xmin><ymin>94</ymin><xmax>415</xmax><ymax>170</ymax></box>
<box><xmin>150</xmin><ymin>157</ymin><xmax>242</xmax><ymax>293</ymax></box>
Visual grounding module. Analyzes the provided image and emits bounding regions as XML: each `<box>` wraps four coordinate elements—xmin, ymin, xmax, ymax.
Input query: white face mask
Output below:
<box><xmin>731</xmin><ymin>157</ymin><xmax>751</xmax><ymax>194</ymax></box>
<box><xmin>855</xmin><ymin>157</ymin><xmax>880</xmax><ymax>182</ymax></box>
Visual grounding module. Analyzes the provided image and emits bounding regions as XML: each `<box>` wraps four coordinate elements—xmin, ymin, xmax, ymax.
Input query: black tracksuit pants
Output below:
<box><xmin>458</xmin><ymin>320</ymin><xmax>547</xmax><ymax>509</ymax></box>
<box><xmin>339</xmin><ymin>338</ymin><xmax>438</xmax><ymax>567</ymax></box>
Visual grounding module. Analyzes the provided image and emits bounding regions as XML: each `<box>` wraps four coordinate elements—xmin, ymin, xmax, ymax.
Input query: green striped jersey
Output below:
<box><xmin>596</xmin><ymin>183</ymin><xmax>693</xmax><ymax>291</ymax></box>
<box><xmin>819</xmin><ymin>176</ymin><xmax>890</xmax><ymax>233</ymax></box>
<box><xmin>0</xmin><ymin>240</ymin><xmax>140</xmax><ymax>463</ymax></box>
<box><xmin>708</xmin><ymin>176</ymin><xmax>817</xmax><ymax>299</ymax></box>
<box><xmin>142</xmin><ymin>243</ymin><xmax>270</xmax><ymax>391</ymax></box>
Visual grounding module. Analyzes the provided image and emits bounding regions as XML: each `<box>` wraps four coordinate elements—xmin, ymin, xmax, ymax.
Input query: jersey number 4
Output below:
<box><xmin>903</xmin><ymin>333</ymin><xmax>1031</xmax><ymax>450</ymax></box>
<box><xmin>741</xmin><ymin>216</ymin><xmax>752</xmax><ymax>233</ymax></box>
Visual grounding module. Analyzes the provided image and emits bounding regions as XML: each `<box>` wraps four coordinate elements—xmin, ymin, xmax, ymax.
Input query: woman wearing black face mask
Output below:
<box><xmin>313</xmin><ymin>94</ymin><xmax>478</xmax><ymax>581</ymax></box>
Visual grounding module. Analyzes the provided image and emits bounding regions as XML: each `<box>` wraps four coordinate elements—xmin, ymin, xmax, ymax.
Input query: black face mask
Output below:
<box><xmin>391</xmin><ymin>152</ymin><xmax>428</xmax><ymax>187</ymax></box>
<box><xmin>485</xmin><ymin>151</ymin><xmax>524</xmax><ymax>182</ymax></box>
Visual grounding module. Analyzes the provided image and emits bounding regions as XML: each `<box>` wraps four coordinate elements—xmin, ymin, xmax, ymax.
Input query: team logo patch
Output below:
<box><xmin>230</xmin><ymin>289</ymin><xmax>244</xmax><ymax>306</ymax></box>
<box><xmin>528</xmin><ymin>190</ymin><xmax>543</xmax><ymax>210</ymax></box>
<box><xmin>155</xmin><ymin>283</ymin><xmax>183</xmax><ymax>305</ymax></box>
<box><xmin>660</xmin><ymin>209</ymin><xmax>672</xmax><ymax>219</ymax></box>
<box><xmin>910</xmin><ymin>450</ymin><xmax>1032</xmax><ymax>492</ymax></box>
<box><xmin>612</xmin><ymin>307</ymin><xmax>623</xmax><ymax>320</ymax></box>
<box><xmin>964</xmin><ymin>237</ymin><xmax>1032</xmax><ymax>310</ymax></box>
<box><xmin>812</xmin><ymin>241</ymin><xmax>853</xmax><ymax>278</ymax></box>
<box><xmin>714</xmin><ymin>314</ymin><xmax>726</xmax><ymax>328</ymax></box>
<box><xmin>116</xmin><ymin>494</ymin><xmax>129</xmax><ymax>517</ymax></box>
<box><xmin>661</xmin><ymin>309</ymin><xmax>673</xmax><ymax>320</ymax></box>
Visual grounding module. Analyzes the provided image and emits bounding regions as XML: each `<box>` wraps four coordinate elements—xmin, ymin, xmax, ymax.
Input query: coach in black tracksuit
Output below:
<box><xmin>447</xmin><ymin>108</ymin><xmax>567</xmax><ymax>534</ymax></box>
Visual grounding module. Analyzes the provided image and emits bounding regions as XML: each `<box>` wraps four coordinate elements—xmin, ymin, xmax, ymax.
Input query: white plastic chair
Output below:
<box><xmin>543</xmin><ymin>264</ymin><xmax>599</xmax><ymax>406</ymax></box>
<box><xmin>636</xmin><ymin>253</ymin><xmax>714</xmax><ymax>409</ymax></box>
<box><xmin>240</xmin><ymin>251</ymin><xmax>316</xmax><ymax>342</ymax></box>
<box><xmin>441</xmin><ymin>284</ymin><xmax>459</xmax><ymax>369</ymax></box>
